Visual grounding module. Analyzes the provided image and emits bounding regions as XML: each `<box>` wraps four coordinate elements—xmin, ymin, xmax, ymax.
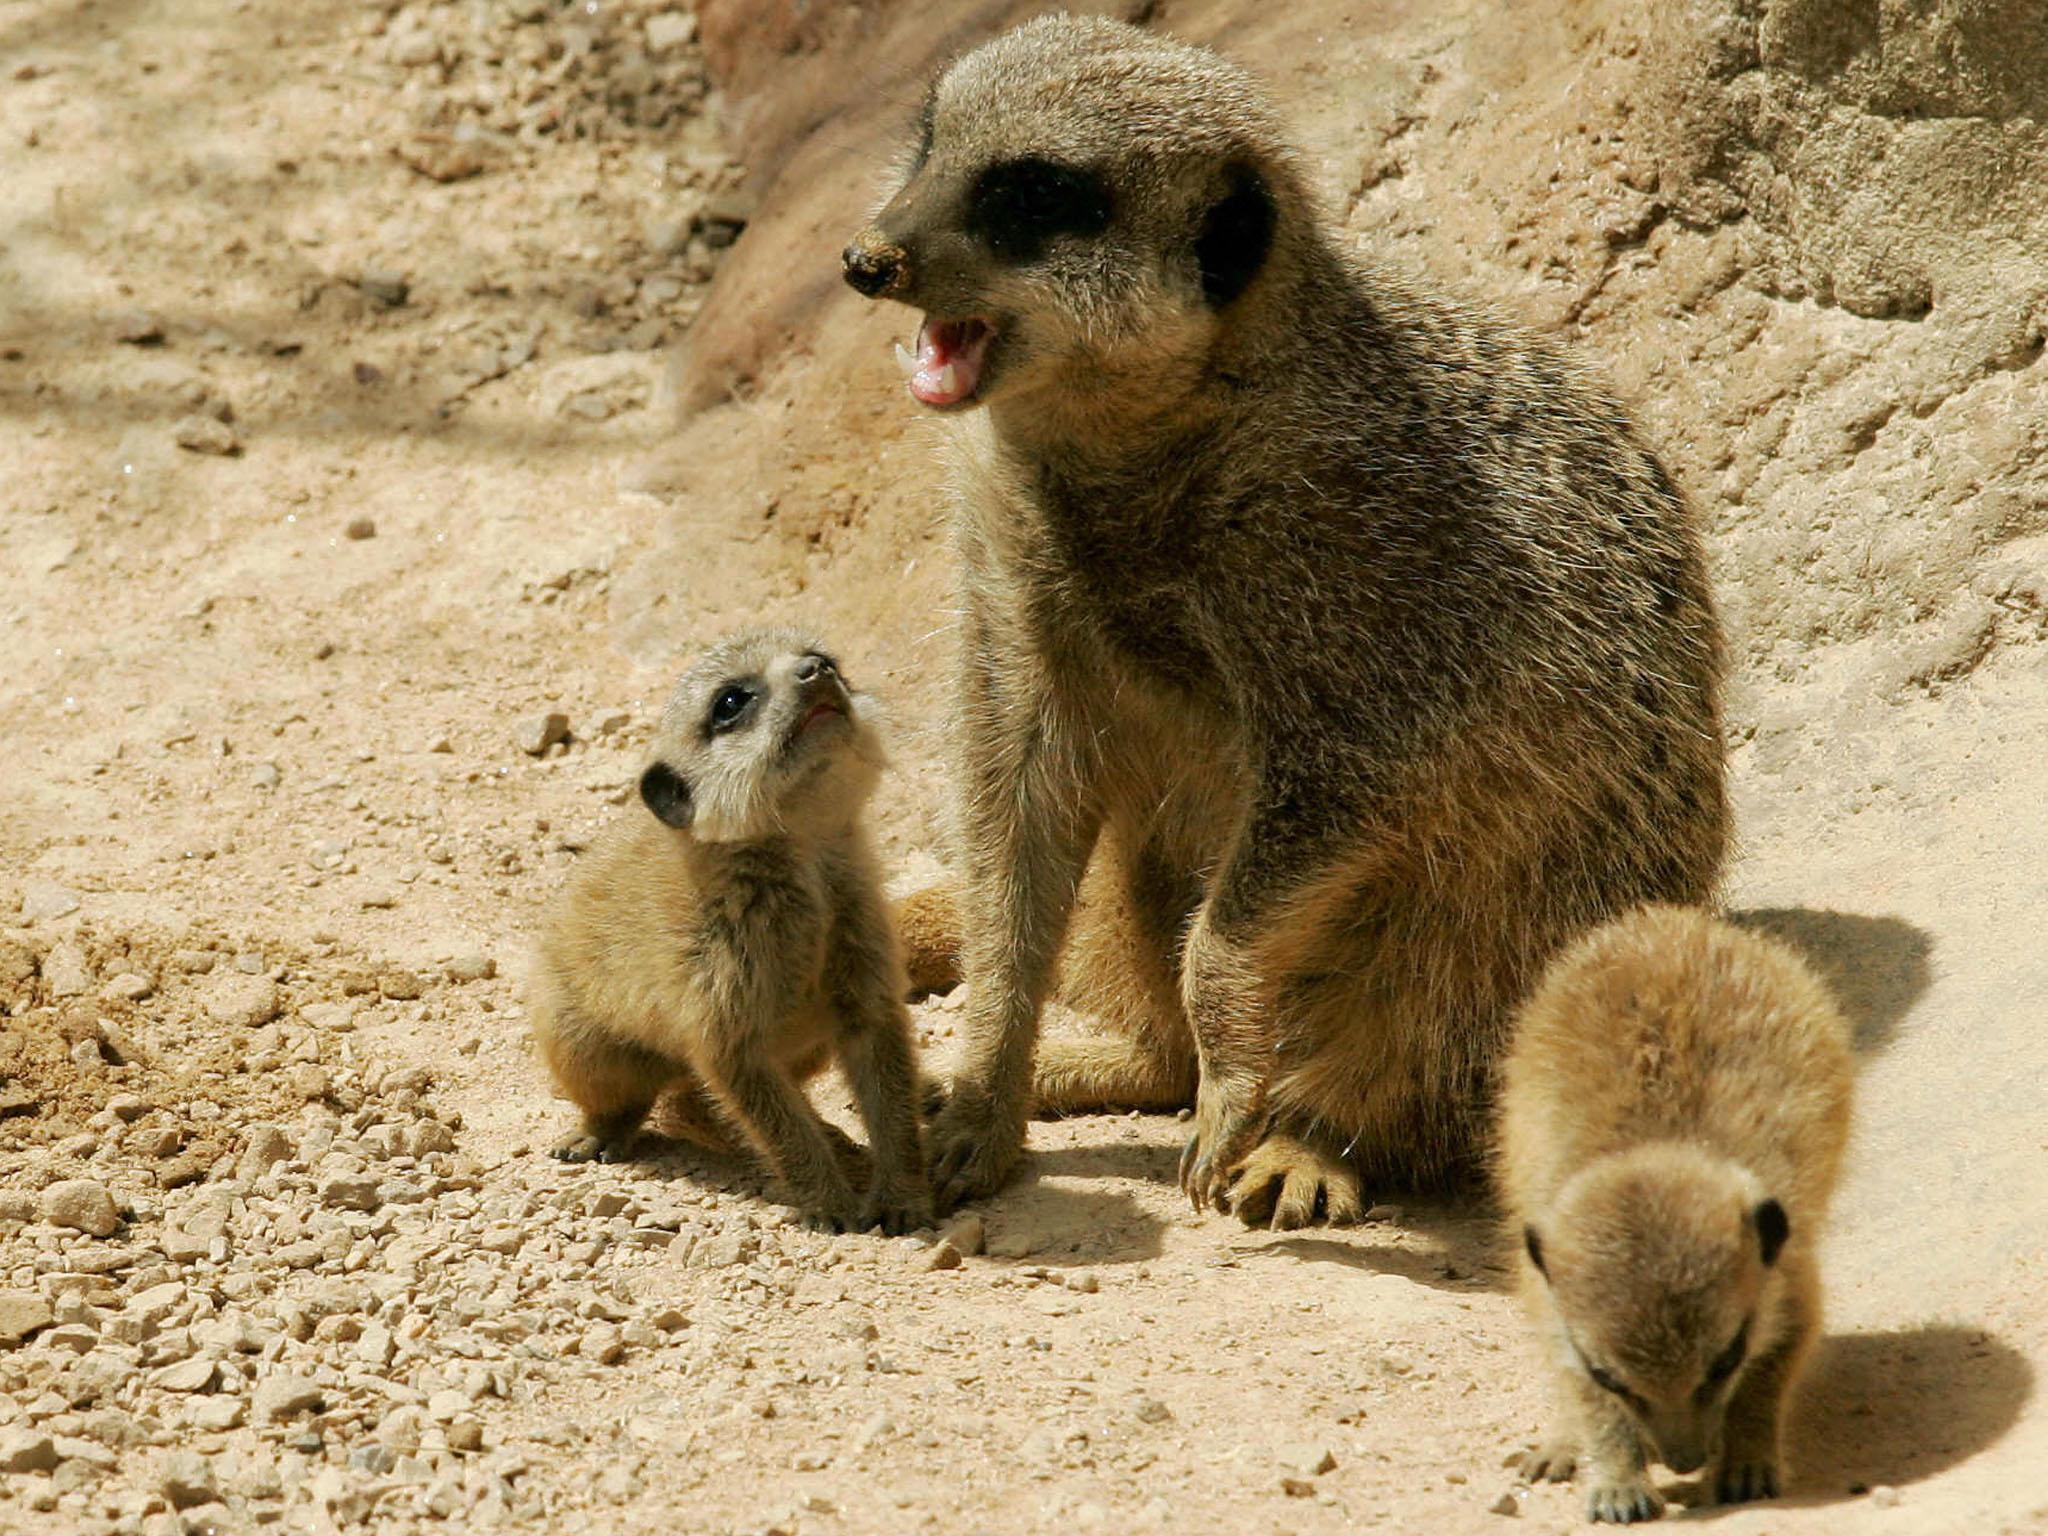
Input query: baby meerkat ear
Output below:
<box><xmin>1194</xmin><ymin>162</ymin><xmax>1275</xmax><ymax>308</ymax></box>
<box><xmin>1523</xmin><ymin>1224</ymin><xmax>1548</xmax><ymax>1279</ymax></box>
<box><xmin>639</xmin><ymin>762</ymin><xmax>694</xmax><ymax>830</ymax></box>
<box><xmin>1753</xmin><ymin>1198</ymin><xmax>1790</xmax><ymax>1267</ymax></box>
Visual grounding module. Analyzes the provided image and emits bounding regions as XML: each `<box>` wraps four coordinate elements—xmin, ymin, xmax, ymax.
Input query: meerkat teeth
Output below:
<box><xmin>894</xmin><ymin>342</ymin><xmax>917</xmax><ymax>377</ymax></box>
<box><xmin>934</xmin><ymin>362</ymin><xmax>959</xmax><ymax>397</ymax></box>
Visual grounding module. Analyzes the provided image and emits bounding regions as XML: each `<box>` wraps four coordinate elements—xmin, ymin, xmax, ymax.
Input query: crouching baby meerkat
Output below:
<box><xmin>841</xmin><ymin>15</ymin><xmax>1727</xmax><ymax>1220</ymax></box>
<box><xmin>1498</xmin><ymin>905</ymin><xmax>1854</xmax><ymax>1521</ymax></box>
<box><xmin>528</xmin><ymin>628</ymin><xmax>932</xmax><ymax>1235</ymax></box>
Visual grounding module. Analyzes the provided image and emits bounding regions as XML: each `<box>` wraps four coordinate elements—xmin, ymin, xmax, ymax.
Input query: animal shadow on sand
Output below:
<box><xmin>1728</xmin><ymin>907</ymin><xmax>1933</xmax><ymax>1059</ymax></box>
<box><xmin>1678</xmin><ymin>1324</ymin><xmax>2032</xmax><ymax>1515</ymax></box>
<box><xmin>1249</xmin><ymin>1202</ymin><xmax>1510</xmax><ymax>1297</ymax></box>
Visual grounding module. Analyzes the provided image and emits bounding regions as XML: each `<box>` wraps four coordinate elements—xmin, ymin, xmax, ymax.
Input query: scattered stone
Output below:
<box><xmin>110</xmin><ymin>308</ymin><xmax>166</xmax><ymax>345</ymax></box>
<box><xmin>345</xmin><ymin>515</ymin><xmax>377</xmax><ymax>540</ymax></box>
<box><xmin>154</xmin><ymin>1358</ymin><xmax>218</xmax><ymax>1394</ymax></box>
<box><xmin>287</xmin><ymin>1064</ymin><xmax>331</xmax><ymax>1102</ymax></box>
<box><xmin>1280</xmin><ymin>1476</ymin><xmax>1316</xmax><ymax>1498</ymax></box>
<box><xmin>237</xmin><ymin>1124</ymin><xmax>293</xmax><ymax>1180</ymax></box>
<box><xmin>42</xmin><ymin>1178</ymin><xmax>120</xmax><ymax>1237</ymax></box>
<box><xmin>206</xmin><ymin>975</ymin><xmax>280</xmax><ymax>1029</ymax></box>
<box><xmin>940</xmin><ymin>1213</ymin><xmax>986</xmax><ymax>1257</ymax></box>
<box><xmin>318</xmin><ymin>1174</ymin><xmax>380</xmax><ymax>1212</ymax></box>
<box><xmin>644</xmin><ymin>11</ymin><xmax>695</xmax><ymax>52</ymax></box>
<box><xmin>1063</xmin><ymin>1269</ymin><xmax>1099</xmax><ymax>1294</ymax></box>
<box><xmin>580</xmin><ymin>1323</ymin><xmax>625</xmax><ymax>1365</ymax></box>
<box><xmin>252</xmin><ymin>1373</ymin><xmax>322</xmax><ymax>1422</ymax></box>
<box><xmin>924</xmin><ymin>1240</ymin><xmax>962</xmax><ymax>1271</ymax></box>
<box><xmin>516</xmin><ymin>712</ymin><xmax>571</xmax><ymax>756</ymax></box>
<box><xmin>0</xmin><ymin>1429</ymin><xmax>59</xmax><ymax>1474</ymax></box>
<box><xmin>0</xmin><ymin>1291</ymin><xmax>54</xmax><ymax>1345</ymax></box>
<box><xmin>0</xmin><ymin>1087</ymin><xmax>35</xmax><ymax>1119</ymax></box>
<box><xmin>355</xmin><ymin>271</ymin><xmax>409</xmax><ymax>307</ymax></box>
<box><xmin>162</xmin><ymin>1452</ymin><xmax>219</xmax><ymax>1509</ymax></box>
<box><xmin>174</xmin><ymin>415</ymin><xmax>239</xmax><ymax>456</ymax></box>
<box><xmin>1134</xmin><ymin>1397</ymin><xmax>1172</xmax><ymax>1424</ymax></box>
<box><xmin>1489</xmin><ymin>1487</ymin><xmax>1528</xmax><ymax>1517</ymax></box>
<box><xmin>42</xmin><ymin>939</ymin><xmax>91</xmax><ymax>997</ymax></box>
<box><xmin>1281</xmin><ymin>1443</ymin><xmax>1337</xmax><ymax>1477</ymax></box>
<box><xmin>100</xmin><ymin>971</ymin><xmax>153</xmax><ymax>1004</ymax></box>
<box><xmin>20</xmin><ymin>880</ymin><xmax>81</xmax><ymax>923</ymax></box>
<box><xmin>445</xmin><ymin>952</ymin><xmax>496</xmax><ymax>983</ymax></box>
<box><xmin>378</xmin><ymin>969</ymin><xmax>425</xmax><ymax>1001</ymax></box>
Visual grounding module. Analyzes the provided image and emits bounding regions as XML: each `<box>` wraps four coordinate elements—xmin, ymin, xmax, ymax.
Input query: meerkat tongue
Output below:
<box><xmin>909</xmin><ymin>318</ymin><xmax>993</xmax><ymax>406</ymax></box>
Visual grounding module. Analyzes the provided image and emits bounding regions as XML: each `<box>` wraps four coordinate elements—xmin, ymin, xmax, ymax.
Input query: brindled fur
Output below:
<box><xmin>844</xmin><ymin>16</ymin><xmax>1728</xmax><ymax>1219</ymax></box>
<box><xmin>1498</xmin><ymin>904</ymin><xmax>1854</xmax><ymax>1521</ymax></box>
<box><xmin>528</xmin><ymin>628</ymin><xmax>931</xmax><ymax>1235</ymax></box>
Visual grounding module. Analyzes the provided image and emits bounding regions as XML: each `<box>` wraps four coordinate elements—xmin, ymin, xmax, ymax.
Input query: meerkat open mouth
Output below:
<box><xmin>895</xmin><ymin>317</ymin><xmax>996</xmax><ymax>408</ymax></box>
<box><xmin>797</xmin><ymin>700</ymin><xmax>846</xmax><ymax>734</ymax></box>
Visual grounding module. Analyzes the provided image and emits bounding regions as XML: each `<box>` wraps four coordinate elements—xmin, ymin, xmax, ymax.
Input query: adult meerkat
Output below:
<box><xmin>528</xmin><ymin>628</ymin><xmax>932</xmax><ymax>1235</ymax></box>
<box><xmin>842</xmin><ymin>17</ymin><xmax>1727</xmax><ymax>1220</ymax></box>
<box><xmin>1499</xmin><ymin>905</ymin><xmax>1854</xmax><ymax>1522</ymax></box>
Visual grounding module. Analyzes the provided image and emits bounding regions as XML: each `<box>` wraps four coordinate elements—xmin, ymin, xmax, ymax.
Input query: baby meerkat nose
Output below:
<box><xmin>842</xmin><ymin>234</ymin><xmax>906</xmax><ymax>298</ymax></box>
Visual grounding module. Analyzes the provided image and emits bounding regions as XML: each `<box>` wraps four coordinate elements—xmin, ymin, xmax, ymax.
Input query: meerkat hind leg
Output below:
<box><xmin>545</xmin><ymin>1031</ymin><xmax>685</xmax><ymax>1164</ymax></box>
<box><xmin>1224</xmin><ymin>1129</ymin><xmax>1365</xmax><ymax>1230</ymax></box>
<box><xmin>1033</xmin><ymin>1031</ymin><xmax>1196</xmax><ymax>1115</ymax></box>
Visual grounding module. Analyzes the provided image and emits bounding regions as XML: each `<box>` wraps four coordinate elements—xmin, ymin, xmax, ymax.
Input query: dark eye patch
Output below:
<box><xmin>966</xmin><ymin>157</ymin><xmax>1111</xmax><ymax>263</ymax></box>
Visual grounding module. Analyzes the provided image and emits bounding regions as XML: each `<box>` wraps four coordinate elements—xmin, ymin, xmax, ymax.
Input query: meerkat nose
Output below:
<box><xmin>842</xmin><ymin>237</ymin><xmax>903</xmax><ymax>298</ymax></box>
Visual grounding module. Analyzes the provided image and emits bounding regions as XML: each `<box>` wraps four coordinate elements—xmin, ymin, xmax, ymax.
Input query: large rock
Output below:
<box><xmin>42</xmin><ymin>1179</ymin><xmax>120</xmax><ymax>1237</ymax></box>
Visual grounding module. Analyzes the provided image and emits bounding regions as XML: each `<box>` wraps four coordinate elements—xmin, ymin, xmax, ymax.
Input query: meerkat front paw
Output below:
<box><xmin>860</xmin><ymin>1180</ymin><xmax>934</xmax><ymax>1237</ymax></box>
<box><xmin>1518</xmin><ymin>1438</ymin><xmax>1579</xmax><ymax>1483</ymax></box>
<box><xmin>927</xmin><ymin>1091</ymin><xmax>1025</xmax><ymax>1213</ymax></box>
<box><xmin>1178</xmin><ymin>1075</ymin><xmax>1267</xmax><ymax>1213</ymax></box>
<box><xmin>1225</xmin><ymin>1134</ymin><xmax>1364</xmax><ymax>1230</ymax></box>
<box><xmin>1586</xmin><ymin>1477</ymin><xmax>1665</xmax><ymax>1524</ymax></box>
<box><xmin>1714</xmin><ymin>1455</ymin><xmax>1780</xmax><ymax>1505</ymax></box>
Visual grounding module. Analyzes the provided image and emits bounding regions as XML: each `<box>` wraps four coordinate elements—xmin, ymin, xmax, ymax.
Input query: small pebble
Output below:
<box><xmin>42</xmin><ymin>1178</ymin><xmax>120</xmax><ymax>1237</ymax></box>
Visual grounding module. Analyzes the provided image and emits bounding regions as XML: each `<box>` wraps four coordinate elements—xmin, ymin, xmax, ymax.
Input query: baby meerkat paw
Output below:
<box><xmin>1714</xmin><ymin>1456</ymin><xmax>1781</xmax><ymax>1505</ymax></box>
<box><xmin>1224</xmin><ymin>1134</ymin><xmax>1364</xmax><ymax>1230</ymax></box>
<box><xmin>552</xmin><ymin>1129</ymin><xmax>631</xmax><ymax>1164</ymax></box>
<box><xmin>1586</xmin><ymin>1476</ymin><xmax>1665</xmax><ymax>1524</ymax></box>
<box><xmin>1518</xmin><ymin>1438</ymin><xmax>1579</xmax><ymax>1483</ymax></box>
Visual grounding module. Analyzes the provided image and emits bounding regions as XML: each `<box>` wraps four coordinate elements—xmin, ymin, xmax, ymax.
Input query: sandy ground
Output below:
<box><xmin>3</xmin><ymin>1</ymin><xmax>2047</xmax><ymax>1534</ymax></box>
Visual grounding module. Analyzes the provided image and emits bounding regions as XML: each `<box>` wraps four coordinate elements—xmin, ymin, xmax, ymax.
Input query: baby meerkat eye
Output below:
<box><xmin>1584</xmin><ymin>1363</ymin><xmax>1644</xmax><ymax>1411</ymax></box>
<box><xmin>708</xmin><ymin>684</ymin><xmax>755</xmax><ymax>733</ymax></box>
<box><xmin>1703</xmin><ymin>1322</ymin><xmax>1750</xmax><ymax>1390</ymax></box>
<box><xmin>966</xmin><ymin>156</ymin><xmax>1112</xmax><ymax>263</ymax></box>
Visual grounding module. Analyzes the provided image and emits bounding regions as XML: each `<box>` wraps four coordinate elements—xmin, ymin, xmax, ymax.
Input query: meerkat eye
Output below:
<box><xmin>708</xmin><ymin>684</ymin><xmax>754</xmax><ymax>733</ymax></box>
<box><xmin>1584</xmin><ymin>1363</ymin><xmax>1644</xmax><ymax>1411</ymax></box>
<box><xmin>1703</xmin><ymin>1322</ymin><xmax>1750</xmax><ymax>1389</ymax></box>
<box><xmin>966</xmin><ymin>156</ymin><xmax>1112</xmax><ymax>263</ymax></box>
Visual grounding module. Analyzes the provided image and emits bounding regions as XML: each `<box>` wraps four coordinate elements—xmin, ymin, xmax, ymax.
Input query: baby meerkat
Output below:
<box><xmin>1498</xmin><ymin>905</ymin><xmax>1854</xmax><ymax>1522</ymax></box>
<box><xmin>843</xmin><ymin>16</ymin><xmax>1727</xmax><ymax>1219</ymax></box>
<box><xmin>528</xmin><ymin>628</ymin><xmax>932</xmax><ymax>1235</ymax></box>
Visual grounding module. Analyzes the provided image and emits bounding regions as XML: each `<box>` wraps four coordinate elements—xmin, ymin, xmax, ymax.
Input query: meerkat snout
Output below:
<box><xmin>844</xmin><ymin>17</ymin><xmax>1290</xmax><ymax>413</ymax></box>
<box><xmin>1525</xmin><ymin>1147</ymin><xmax>1788</xmax><ymax>1480</ymax></box>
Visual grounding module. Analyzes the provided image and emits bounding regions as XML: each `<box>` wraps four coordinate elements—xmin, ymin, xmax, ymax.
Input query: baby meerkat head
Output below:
<box><xmin>841</xmin><ymin>15</ymin><xmax>1303</xmax><ymax>416</ymax></box>
<box><xmin>1524</xmin><ymin>1144</ymin><xmax>1791</xmax><ymax>1476</ymax></box>
<box><xmin>639</xmin><ymin>628</ymin><xmax>885</xmax><ymax>845</ymax></box>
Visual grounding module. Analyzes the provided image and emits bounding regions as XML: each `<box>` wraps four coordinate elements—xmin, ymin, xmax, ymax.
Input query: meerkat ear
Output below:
<box><xmin>1194</xmin><ymin>162</ymin><xmax>1275</xmax><ymax>308</ymax></box>
<box><xmin>1753</xmin><ymin>1199</ymin><xmax>1790</xmax><ymax>1267</ymax></box>
<box><xmin>1523</xmin><ymin>1224</ymin><xmax>1548</xmax><ymax>1279</ymax></box>
<box><xmin>639</xmin><ymin>763</ymin><xmax>694</xmax><ymax>830</ymax></box>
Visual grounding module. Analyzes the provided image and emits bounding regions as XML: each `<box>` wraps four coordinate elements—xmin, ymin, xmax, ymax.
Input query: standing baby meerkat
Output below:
<box><xmin>1499</xmin><ymin>905</ymin><xmax>1854</xmax><ymax>1522</ymax></box>
<box><xmin>842</xmin><ymin>16</ymin><xmax>1727</xmax><ymax>1220</ymax></box>
<box><xmin>528</xmin><ymin>628</ymin><xmax>932</xmax><ymax>1235</ymax></box>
